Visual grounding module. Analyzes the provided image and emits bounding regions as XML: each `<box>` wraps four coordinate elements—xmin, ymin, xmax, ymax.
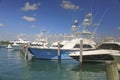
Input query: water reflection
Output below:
<box><xmin>27</xmin><ymin>58</ymin><xmax>107</xmax><ymax>80</ymax></box>
<box><xmin>28</xmin><ymin>59</ymin><xmax>61</xmax><ymax>71</ymax></box>
<box><xmin>27</xmin><ymin>58</ymin><xmax>120</xmax><ymax>80</ymax></box>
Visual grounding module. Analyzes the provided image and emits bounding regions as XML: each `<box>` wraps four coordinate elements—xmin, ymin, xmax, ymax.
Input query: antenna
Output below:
<box><xmin>91</xmin><ymin>9</ymin><xmax>108</xmax><ymax>39</ymax></box>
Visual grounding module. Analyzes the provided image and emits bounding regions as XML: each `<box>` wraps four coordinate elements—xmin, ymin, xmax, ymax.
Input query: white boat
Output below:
<box><xmin>15</xmin><ymin>38</ymin><xmax>31</xmax><ymax>44</ymax></box>
<box><xmin>69</xmin><ymin>41</ymin><xmax>120</xmax><ymax>62</ymax></box>
<box><xmin>10</xmin><ymin>37</ymin><xmax>31</xmax><ymax>50</ymax></box>
<box><xmin>6</xmin><ymin>44</ymin><xmax>12</xmax><ymax>49</ymax></box>
<box><xmin>10</xmin><ymin>37</ymin><xmax>31</xmax><ymax>44</ymax></box>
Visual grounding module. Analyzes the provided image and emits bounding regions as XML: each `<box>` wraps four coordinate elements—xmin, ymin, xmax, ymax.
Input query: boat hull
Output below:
<box><xmin>28</xmin><ymin>48</ymin><xmax>77</xmax><ymax>59</ymax></box>
<box><xmin>70</xmin><ymin>53</ymin><xmax>120</xmax><ymax>63</ymax></box>
<box><xmin>70</xmin><ymin>54</ymin><xmax>115</xmax><ymax>62</ymax></box>
<box><xmin>69</xmin><ymin>49</ymin><xmax>120</xmax><ymax>62</ymax></box>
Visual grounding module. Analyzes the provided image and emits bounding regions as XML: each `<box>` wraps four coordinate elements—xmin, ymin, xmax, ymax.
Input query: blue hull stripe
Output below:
<box><xmin>28</xmin><ymin>48</ymin><xmax>76</xmax><ymax>59</ymax></box>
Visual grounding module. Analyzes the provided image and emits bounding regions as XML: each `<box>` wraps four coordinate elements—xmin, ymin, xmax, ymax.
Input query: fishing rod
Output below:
<box><xmin>91</xmin><ymin>9</ymin><xmax>108</xmax><ymax>40</ymax></box>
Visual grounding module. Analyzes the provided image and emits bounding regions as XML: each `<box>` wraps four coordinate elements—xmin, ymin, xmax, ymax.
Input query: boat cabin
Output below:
<box><xmin>98</xmin><ymin>42</ymin><xmax>120</xmax><ymax>51</ymax></box>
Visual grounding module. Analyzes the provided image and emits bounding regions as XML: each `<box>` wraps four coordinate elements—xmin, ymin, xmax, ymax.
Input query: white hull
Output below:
<box><xmin>69</xmin><ymin>49</ymin><xmax>120</xmax><ymax>62</ymax></box>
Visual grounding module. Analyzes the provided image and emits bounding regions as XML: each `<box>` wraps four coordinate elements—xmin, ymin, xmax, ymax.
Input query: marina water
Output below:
<box><xmin>0</xmin><ymin>46</ymin><xmax>118</xmax><ymax>80</ymax></box>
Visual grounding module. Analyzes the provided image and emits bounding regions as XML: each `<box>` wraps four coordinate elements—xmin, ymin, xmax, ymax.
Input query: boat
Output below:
<box><xmin>28</xmin><ymin>12</ymin><xmax>99</xmax><ymax>59</ymax></box>
<box><xmin>69</xmin><ymin>40</ymin><xmax>120</xmax><ymax>62</ymax></box>
<box><xmin>6</xmin><ymin>44</ymin><xmax>13</xmax><ymax>49</ymax></box>
<box><xmin>15</xmin><ymin>37</ymin><xmax>31</xmax><ymax>44</ymax></box>
<box><xmin>10</xmin><ymin>37</ymin><xmax>31</xmax><ymax>50</ymax></box>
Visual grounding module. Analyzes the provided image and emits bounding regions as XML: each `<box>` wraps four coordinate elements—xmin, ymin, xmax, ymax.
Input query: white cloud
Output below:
<box><xmin>60</xmin><ymin>0</ymin><xmax>79</xmax><ymax>10</ymax></box>
<box><xmin>22</xmin><ymin>16</ymin><xmax>36</xmax><ymax>22</ymax></box>
<box><xmin>0</xmin><ymin>23</ymin><xmax>4</xmax><ymax>27</ymax></box>
<box><xmin>22</xmin><ymin>2</ymin><xmax>40</xmax><ymax>11</ymax></box>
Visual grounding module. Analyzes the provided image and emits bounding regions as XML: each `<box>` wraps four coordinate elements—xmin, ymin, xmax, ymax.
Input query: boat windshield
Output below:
<box><xmin>97</xmin><ymin>43</ymin><xmax>120</xmax><ymax>50</ymax></box>
<box><xmin>73</xmin><ymin>44</ymin><xmax>93</xmax><ymax>48</ymax></box>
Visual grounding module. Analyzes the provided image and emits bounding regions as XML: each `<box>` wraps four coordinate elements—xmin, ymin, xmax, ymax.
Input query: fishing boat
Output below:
<box><xmin>10</xmin><ymin>37</ymin><xmax>31</xmax><ymax>50</ymax></box>
<box><xmin>28</xmin><ymin>12</ymin><xmax>99</xmax><ymax>59</ymax></box>
<box><xmin>69</xmin><ymin>40</ymin><xmax>120</xmax><ymax>62</ymax></box>
<box><xmin>29</xmin><ymin>38</ymin><xmax>96</xmax><ymax>59</ymax></box>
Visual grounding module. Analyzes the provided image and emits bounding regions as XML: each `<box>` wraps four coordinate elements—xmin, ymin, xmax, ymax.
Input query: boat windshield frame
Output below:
<box><xmin>73</xmin><ymin>44</ymin><xmax>93</xmax><ymax>49</ymax></box>
<box><xmin>97</xmin><ymin>43</ymin><xmax>120</xmax><ymax>51</ymax></box>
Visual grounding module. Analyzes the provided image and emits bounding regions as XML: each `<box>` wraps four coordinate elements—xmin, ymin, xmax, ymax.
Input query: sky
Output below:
<box><xmin>0</xmin><ymin>0</ymin><xmax>120</xmax><ymax>41</ymax></box>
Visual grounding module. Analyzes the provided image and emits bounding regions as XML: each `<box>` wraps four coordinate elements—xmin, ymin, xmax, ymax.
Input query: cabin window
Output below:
<box><xmin>60</xmin><ymin>45</ymin><xmax>64</xmax><ymax>48</ymax></box>
<box><xmin>30</xmin><ymin>44</ymin><xmax>42</xmax><ymax>46</ymax></box>
<box><xmin>53</xmin><ymin>44</ymin><xmax>64</xmax><ymax>48</ymax></box>
<box><xmin>73</xmin><ymin>44</ymin><xmax>92</xmax><ymax>48</ymax></box>
<box><xmin>98</xmin><ymin>44</ymin><xmax>120</xmax><ymax>50</ymax></box>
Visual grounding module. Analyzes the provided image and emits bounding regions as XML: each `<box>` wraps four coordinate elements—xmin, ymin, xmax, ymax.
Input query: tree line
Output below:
<box><xmin>0</xmin><ymin>41</ymin><xmax>11</xmax><ymax>45</ymax></box>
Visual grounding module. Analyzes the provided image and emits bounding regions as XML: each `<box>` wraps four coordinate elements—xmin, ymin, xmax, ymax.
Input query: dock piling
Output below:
<box><xmin>79</xmin><ymin>40</ymin><xmax>83</xmax><ymax>63</ymax></box>
<box><xmin>106</xmin><ymin>61</ymin><xmax>119</xmax><ymax>80</ymax></box>
<box><xmin>25</xmin><ymin>44</ymin><xmax>28</xmax><ymax>59</ymax></box>
<box><xmin>58</xmin><ymin>42</ymin><xmax>61</xmax><ymax>63</ymax></box>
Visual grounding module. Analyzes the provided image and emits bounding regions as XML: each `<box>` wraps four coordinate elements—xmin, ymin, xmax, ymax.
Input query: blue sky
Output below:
<box><xmin>0</xmin><ymin>0</ymin><xmax>120</xmax><ymax>40</ymax></box>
